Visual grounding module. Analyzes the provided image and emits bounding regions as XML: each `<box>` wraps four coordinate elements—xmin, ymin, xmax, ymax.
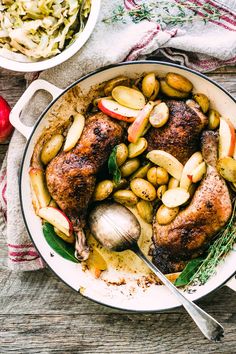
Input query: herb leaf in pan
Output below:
<box><xmin>43</xmin><ymin>222</ymin><xmax>78</xmax><ymax>263</ymax></box>
<box><xmin>108</xmin><ymin>146</ymin><xmax>121</xmax><ymax>185</ymax></box>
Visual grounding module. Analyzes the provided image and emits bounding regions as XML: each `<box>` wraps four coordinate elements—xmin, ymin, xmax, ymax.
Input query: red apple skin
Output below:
<box><xmin>128</xmin><ymin>102</ymin><xmax>155</xmax><ymax>143</ymax></box>
<box><xmin>187</xmin><ymin>175</ymin><xmax>193</xmax><ymax>182</ymax></box>
<box><xmin>98</xmin><ymin>100</ymin><xmax>135</xmax><ymax>122</ymax></box>
<box><xmin>0</xmin><ymin>96</ymin><xmax>13</xmax><ymax>143</ymax></box>
<box><xmin>219</xmin><ymin>118</ymin><xmax>235</xmax><ymax>157</ymax></box>
<box><xmin>40</xmin><ymin>207</ymin><xmax>74</xmax><ymax>236</ymax></box>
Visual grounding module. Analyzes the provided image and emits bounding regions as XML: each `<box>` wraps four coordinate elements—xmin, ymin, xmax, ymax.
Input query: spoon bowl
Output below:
<box><xmin>89</xmin><ymin>202</ymin><xmax>224</xmax><ymax>342</ymax></box>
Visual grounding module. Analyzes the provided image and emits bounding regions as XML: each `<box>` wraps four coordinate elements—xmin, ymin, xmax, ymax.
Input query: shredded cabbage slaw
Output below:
<box><xmin>0</xmin><ymin>0</ymin><xmax>91</xmax><ymax>62</ymax></box>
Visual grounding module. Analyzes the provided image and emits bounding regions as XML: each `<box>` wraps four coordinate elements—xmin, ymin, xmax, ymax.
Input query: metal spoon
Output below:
<box><xmin>89</xmin><ymin>202</ymin><xmax>224</xmax><ymax>342</ymax></box>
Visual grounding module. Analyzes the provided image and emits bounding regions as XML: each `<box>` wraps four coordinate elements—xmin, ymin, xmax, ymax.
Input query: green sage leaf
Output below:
<box><xmin>174</xmin><ymin>257</ymin><xmax>204</xmax><ymax>287</ymax></box>
<box><xmin>108</xmin><ymin>146</ymin><xmax>121</xmax><ymax>185</ymax></box>
<box><xmin>43</xmin><ymin>222</ymin><xmax>78</xmax><ymax>263</ymax></box>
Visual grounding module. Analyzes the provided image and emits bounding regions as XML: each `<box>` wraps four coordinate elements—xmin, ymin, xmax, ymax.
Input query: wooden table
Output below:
<box><xmin>0</xmin><ymin>67</ymin><xmax>236</xmax><ymax>353</ymax></box>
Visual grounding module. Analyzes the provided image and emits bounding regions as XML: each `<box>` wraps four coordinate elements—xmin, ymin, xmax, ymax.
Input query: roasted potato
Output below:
<box><xmin>149</xmin><ymin>102</ymin><xmax>169</xmax><ymax>128</ymax></box>
<box><xmin>156</xmin><ymin>205</ymin><xmax>179</xmax><ymax>225</ymax></box>
<box><xmin>113</xmin><ymin>190</ymin><xmax>138</xmax><ymax>206</ymax></box>
<box><xmin>128</xmin><ymin>137</ymin><xmax>148</xmax><ymax>158</ymax></box>
<box><xmin>160</xmin><ymin>79</ymin><xmax>189</xmax><ymax>99</ymax></box>
<box><xmin>142</xmin><ymin>73</ymin><xmax>159</xmax><ymax>99</ymax></box>
<box><xmin>116</xmin><ymin>143</ymin><xmax>128</xmax><ymax>167</ymax></box>
<box><xmin>120</xmin><ymin>158</ymin><xmax>140</xmax><ymax>177</ymax></box>
<box><xmin>41</xmin><ymin>134</ymin><xmax>64</xmax><ymax>165</ymax></box>
<box><xmin>162</xmin><ymin>187</ymin><xmax>190</xmax><ymax>208</ymax></box>
<box><xmin>104</xmin><ymin>76</ymin><xmax>130</xmax><ymax>96</ymax></box>
<box><xmin>208</xmin><ymin>109</ymin><xmax>220</xmax><ymax>130</ymax></box>
<box><xmin>147</xmin><ymin>166</ymin><xmax>169</xmax><ymax>187</ymax></box>
<box><xmin>130</xmin><ymin>178</ymin><xmax>156</xmax><ymax>201</ymax></box>
<box><xmin>193</xmin><ymin>93</ymin><xmax>209</xmax><ymax>113</ymax></box>
<box><xmin>166</xmin><ymin>72</ymin><xmax>193</xmax><ymax>93</ymax></box>
<box><xmin>136</xmin><ymin>200</ymin><xmax>153</xmax><ymax>223</ymax></box>
<box><xmin>93</xmin><ymin>180</ymin><xmax>114</xmax><ymax>201</ymax></box>
<box><xmin>130</xmin><ymin>163</ymin><xmax>151</xmax><ymax>180</ymax></box>
<box><xmin>157</xmin><ymin>185</ymin><xmax>167</xmax><ymax>199</ymax></box>
<box><xmin>217</xmin><ymin>157</ymin><xmax>236</xmax><ymax>182</ymax></box>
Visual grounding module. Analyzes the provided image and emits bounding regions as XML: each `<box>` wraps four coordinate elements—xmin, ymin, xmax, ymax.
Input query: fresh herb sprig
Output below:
<box><xmin>175</xmin><ymin>200</ymin><xmax>236</xmax><ymax>287</ymax></box>
<box><xmin>103</xmin><ymin>1</ymin><xmax>221</xmax><ymax>27</ymax></box>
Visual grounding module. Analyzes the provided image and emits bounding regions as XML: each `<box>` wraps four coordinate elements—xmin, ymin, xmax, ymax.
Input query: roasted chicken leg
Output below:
<box><xmin>46</xmin><ymin>113</ymin><xmax>123</xmax><ymax>260</ymax></box>
<box><xmin>152</xmin><ymin>131</ymin><xmax>232</xmax><ymax>273</ymax></box>
<box><xmin>146</xmin><ymin>100</ymin><xmax>208</xmax><ymax>164</ymax></box>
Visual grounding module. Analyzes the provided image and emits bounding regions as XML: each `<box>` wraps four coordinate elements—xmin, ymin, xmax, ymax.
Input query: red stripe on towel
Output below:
<box><xmin>9</xmin><ymin>250</ymin><xmax>39</xmax><ymax>257</ymax></box>
<box><xmin>8</xmin><ymin>243</ymin><xmax>35</xmax><ymax>248</ymax></box>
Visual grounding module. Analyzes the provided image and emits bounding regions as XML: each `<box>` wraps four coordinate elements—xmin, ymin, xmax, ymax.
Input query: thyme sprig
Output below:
<box><xmin>103</xmin><ymin>1</ymin><xmax>221</xmax><ymax>27</ymax></box>
<box><xmin>188</xmin><ymin>199</ymin><xmax>236</xmax><ymax>286</ymax></box>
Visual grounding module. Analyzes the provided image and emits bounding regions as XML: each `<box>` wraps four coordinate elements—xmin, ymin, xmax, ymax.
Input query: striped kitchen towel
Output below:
<box><xmin>0</xmin><ymin>0</ymin><xmax>235</xmax><ymax>271</ymax></box>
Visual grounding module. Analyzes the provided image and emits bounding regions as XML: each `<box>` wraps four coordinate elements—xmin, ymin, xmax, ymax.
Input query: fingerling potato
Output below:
<box><xmin>116</xmin><ymin>143</ymin><xmax>128</xmax><ymax>166</ymax></box>
<box><xmin>128</xmin><ymin>137</ymin><xmax>148</xmax><ymax>158</ymax></box>
<box><xmin>160</xmin><ymin>79</ymin><xmax>189</xmax><ymax>99</ymax></box>
<box><xmin>166</xmin><ymin>72</ymin><xmax>193</xmax><ymax>93</ymax></box>
<box><xmin>162</xmin><ymin>187</ymin><xmax>190</xmax><ymax>208</ymax></box>
<box><xmin>156</xmin><ymin>205</ymin><xmax>179</xmax><ymax>225</ymax></box>
<box><xmin>104</xmin><ymin>76</ymin><xmax>130</xmax><ymax>96</ymax></box>
<box><xmin>94</xmin><ymin>180</ymin><xmax>114</xmax><ymax>201</ymax></box>
<box><xmin>41</xmin><ymin>134</ymin><xmax>64</xmax><ymax>165</ymax></box>
<box><xmin>193</xmin><ymin>93</ymin><xmax>209</xmax><ymax>113</ymax></box>
<box><xmin>149</xmin><ymin>102</ymin><xmax>169</xmax><ymax>128</ymax></box>
<box><xmin>130</xmin><ymin>163</ymin><xmax>151</xmax><ymax>180</ymax></box>
<box><xmin>136</xmin><ymin>200</ymin><xmax>153</xmax><ymax>223</ymax></box>
<box><xmin>120</xmin><ymin>158</ymin><xmax>140</xmax><ymax>177</ymax></box>
<box><xmin>113</xmin><ymin>190</ymin><xmax>138</xmax><ymax>206</ymax></box>
<box><xmin>130</xmin><ymin>178</ymin><xmax>156</xmax><ymax>201</ymax></box>
<box><xmin>217</xmin><ymin>157</ymin><xmax>236</xmax><ymax>182</ymax></box>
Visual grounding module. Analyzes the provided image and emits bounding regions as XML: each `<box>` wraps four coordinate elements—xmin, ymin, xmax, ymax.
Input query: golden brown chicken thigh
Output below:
<box><xmin>152</xmin><ymin>131</ymin><xmax>232</xmax><ymax>273</ymax></box>
<box><xmin>46</xmin><ymin>113</ymin><xmax>123</xmax><ymax>260</ymax></box>
<box><xmin>146</xmin><ymin>100</ymin><xmax>208</xmax><ymax>164</ymax></box>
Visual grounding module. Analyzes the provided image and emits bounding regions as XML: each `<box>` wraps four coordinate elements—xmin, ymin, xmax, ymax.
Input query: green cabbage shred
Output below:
<box><xmin>0</xmin><ymin>0</ymin><xmax>91</xmax><ymax>61</ymax></box>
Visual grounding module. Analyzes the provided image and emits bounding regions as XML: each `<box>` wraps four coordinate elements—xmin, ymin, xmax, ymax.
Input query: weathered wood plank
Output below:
<box><xmin>0</xmin><ymin>311</ymin><xmax>236</xmax><ymax>354</ymax></box>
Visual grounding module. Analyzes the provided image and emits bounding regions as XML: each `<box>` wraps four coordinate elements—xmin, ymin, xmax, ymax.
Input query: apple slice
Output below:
<box><xmin>191</xmin><ymin>161</ymin><xmax>206</xmax><ymax>183</ymax></box>
<box><xmin>146</xmin><ymin>150</ymin><xmax>183</xmax><ymax>180</ymax></box>
<box><xmin>38</xmin><ymin>207</ymin><xmax>73</xmax><ymax>236</ymax></box>
<box><xmin>54</xmin><ymin>227</ymin><xmax>75</xmax><ymax>244</ymax></box>
<box><xmin>219</xmin><ymin>118</ymin><xmax>235</xmax><ymax>158</ymax></box>
<box><xmin>64</xmin><ymin>113</ymin><xmax>85</xmax><ymax>152</ymax></box>
<box><xmin>128</xmin><ymin>101</ymin><xmax>155</xmax><ymax>143</ymax></box>
<box><xmin>98</xmin><ymin>98</ymin><xmax>139</xmax><ymax>122</ymax></box>
<box><xmin>29</xmin><ymin>168</ymin><xmax>51</xmax><ymax>208</ymax></box>
<box><xmin>180</xmin><ymin>152</ymin><xmax>203</xmax><ymax>190</ymax></box>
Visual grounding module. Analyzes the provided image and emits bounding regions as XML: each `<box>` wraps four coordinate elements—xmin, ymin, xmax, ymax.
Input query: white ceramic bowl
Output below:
<box><xmin>0</xmin><ymin>0</ymin><xmax>100</xmax><ymax>72</ymax></box>
<box><xmin>10</xmin><ymin>61</ymin><xmax>236</xmax><ymax>311</ymax></box>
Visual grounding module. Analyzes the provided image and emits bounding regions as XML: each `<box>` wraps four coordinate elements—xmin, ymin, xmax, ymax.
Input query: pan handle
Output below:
<box><xmin>10</xmin><ymin>79</ymin><xmax>63</xmax><ymax>140</ymax></box>
<box><xmin>225</xmin><ymin>275</ymin><xmax>236</xmax><ymax>292</ymax></box>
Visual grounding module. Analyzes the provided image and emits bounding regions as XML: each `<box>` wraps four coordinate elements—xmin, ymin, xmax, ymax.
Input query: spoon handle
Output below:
<box><xmin>134</xmin><ymin>246</ymin><xmax>224</xmax><ymax>342</ymax></box>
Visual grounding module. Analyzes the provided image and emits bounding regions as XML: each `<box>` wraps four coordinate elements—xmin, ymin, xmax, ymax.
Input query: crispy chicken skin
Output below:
<box><xmin>46</xmin><ymin>113</ymin><xmax>123</xmax><ymax>260</ymax></box>
<box><xmin>146</xmin><ymin>100</ymin><xmax>208</xmax><ymax>164</ymax></box>
<box><xmin>152</xmin><ymin>131</ymin><xmax>232</xmax><ymax>273</ymax></box>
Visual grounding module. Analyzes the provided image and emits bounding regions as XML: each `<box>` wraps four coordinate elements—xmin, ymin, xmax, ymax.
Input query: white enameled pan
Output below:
<box><xmin>10</xmin><ymin>61</ymin><xmax>236</xmax><ymax>311</ymax></box>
